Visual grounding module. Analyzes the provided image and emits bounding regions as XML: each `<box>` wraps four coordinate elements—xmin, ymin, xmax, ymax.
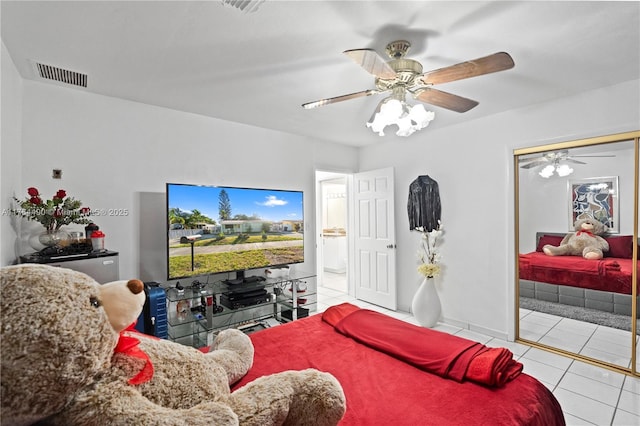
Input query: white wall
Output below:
<box><xmin>0</xmin><ymin>41</ymin><xmax>23</xmax><ymax>266</ymax></box>
<box><xmin>359</xmin><ymin>79</ymin><xmax>640</xmax><ymax>338</ymax></box>
<box><xmin>12</xmin><ymin>80</ymin><xmax>359</xmax><ymax>283</ymax></box>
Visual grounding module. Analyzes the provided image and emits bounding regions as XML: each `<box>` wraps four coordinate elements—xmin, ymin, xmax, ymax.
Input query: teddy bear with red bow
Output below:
<box><xmin>0</xmin><ymin>264</ymin><xmax>345</xmax><ymax>426</ymax></box>
<box><xmin>543</xmin><ymin>217</ymin><xmax>609</xmax><ymax>259</ymax></box>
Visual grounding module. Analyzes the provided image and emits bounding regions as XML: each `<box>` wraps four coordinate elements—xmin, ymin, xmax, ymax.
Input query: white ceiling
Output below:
<box><xmin>2</xmin><ymin>1</ymin><xmax>639</xmax><ymax>147</ymax></box>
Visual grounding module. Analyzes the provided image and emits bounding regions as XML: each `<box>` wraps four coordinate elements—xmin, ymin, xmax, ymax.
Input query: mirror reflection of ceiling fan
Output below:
<box><xmin>519</xmin><ymin>150</ymin><xmax>615</xmax><ymax>178</ymax></box>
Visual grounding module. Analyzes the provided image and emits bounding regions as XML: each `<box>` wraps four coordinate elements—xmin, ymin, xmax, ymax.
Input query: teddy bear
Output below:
<box><xmin>0</xmin><ymin>264</ymin><xmax>346</xmax><ymax>426</ymax></box>
<box><xmin>542</xmin><ymin>217</ymin><xmax>609</xmax><ymax>260</ymax></box>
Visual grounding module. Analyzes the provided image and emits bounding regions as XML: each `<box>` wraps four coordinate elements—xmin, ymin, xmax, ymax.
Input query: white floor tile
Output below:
<box><xmin>453</xmin><ymin>329</ymin><xmax>492</xmax><ymax>345</ymax></box>
<box><xmin>431</xmin><ymin>322</ymin><xmax>463</xmax><ymax>334</ymax></box>
<box><xmin>521</xmin><ymin>347</ymin><xmax>574</xmax><ymax>371</ymax></box>
<box><xmin>554</xmin><ymin>317</ymin><xmax>598</xmax><ymax>337</ymax></box>
<box><xmin>519</xmin><ymin>327</ymin><xmax>547</xmax><ymax>342</ymax></box>
<box><xmin>316</xmin><ymin>286</ymin><xmax>345</xmax><ymax>298</ymax></box>
<box><xmin>618</xmin><ymin>390</ymin><xmax>640</xmax><ymax>416</ymax></box>
<box><xmin>522</xmin><ymin>358</ymin><xmax>566</xmax><ymax>387</ymax></box>
<box><xmin>562</xmin><ymin>412</ymin><xmax>598</xmax><ymax>425</ymax></box>
<box><xmin>384</xmin><ymin>310</ymin><xmax>412</xmax><ymax>321</ymax></box>
<box><xmin>558</xmin><ymin>372</ymin><xmax>620</xmax><ymax>407</ymax></box>
<box><xmin>486</xmin><ymin>337</ymin><xmax>531</xmax><ymax>357</ymax></box>
<box><xmin>553</xmin><ymin>388</ymin><xmax>615</xmax><ymax>426</ymax></box>
<box><xmin>527</xmin><ymin>310</ymin><xmax>564</xmax><ymax>325</ymax></box>
<box><xmin>568</xmin><ymin>360</ymin><xmax>626</xmax><ymax>388</ymax></box>
<box><xmin>539</xmin><ymin>330</ymin><xmax>589</xmax><ymax>353</ymax></box>
<box><xmin>520</xmin><ymin>319</ymin><xmax>556</xmax><ymax>336</ymax></box>
<box><xmin>583</xmin><ymin>335</ymin><xmax>631</xmax><ymax>357</ymax></box>
<box><xmin>624</xmin><ymin>375</ymin><xmax>640</xmax><ymax>395</ymax></box>
<box><xmin>611</xmin><ymin>408</ymin><xmax>640</xmax><ymax>426</ymax></box>
<box><xmin>592</xmin><ymin>326</ymin><xmax>635</xmax><ymax>347</ymax></box>
<box><xmin>579</xmin><ymin>346</ymin><xmax>631</xmax><ymax>369</ymax></box>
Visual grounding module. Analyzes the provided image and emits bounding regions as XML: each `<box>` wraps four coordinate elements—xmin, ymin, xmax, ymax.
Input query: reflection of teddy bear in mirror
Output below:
<box><xmin>543</xmin><ymin>217</ymin><xmax>609</xmax><ymax>260</ymax></box>
<box><xmin>0</xmin><ymin>264</ymin><xmax>346</xmax><ymax>426</ymax></box>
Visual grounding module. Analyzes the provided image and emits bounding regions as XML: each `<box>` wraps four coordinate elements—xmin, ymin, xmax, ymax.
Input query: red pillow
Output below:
<box><xmin>604</xmin><ymin>235</ymin><xmax>634</xmax><ymax>259</ymax></box>
<box><xmin>322</xmin><ymin>303</ymin><xmax>360</xmax><ymax>327</ymax></box>
<box><xmin>536</xmin><ymin>235</ymin><xmax>564</xmax><ymax>252</ymax></box>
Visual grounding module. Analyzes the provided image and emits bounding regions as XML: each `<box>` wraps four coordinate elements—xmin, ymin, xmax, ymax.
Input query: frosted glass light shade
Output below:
<box><xmin>366</xmin><ymin>98</ymin><xmax>435</xmax><ymax>137</ymax></box>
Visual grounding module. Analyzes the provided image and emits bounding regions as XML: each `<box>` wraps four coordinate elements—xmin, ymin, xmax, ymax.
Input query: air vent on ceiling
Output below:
<box><xmin>35</xmin><ymin>62</ymin><xmax>87</xmax><ymax>87</ymax></box>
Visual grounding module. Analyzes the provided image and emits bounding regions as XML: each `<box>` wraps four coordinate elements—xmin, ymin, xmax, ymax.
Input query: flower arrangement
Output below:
<box><xmin>416</xmin><ymin>220</ymin><xmax>443</xmax><ymax>278</ymax></box>
<box><xmin>13</xmin><ymin>187</ymin><xmax>91</xmax><ymax>232</ymax></box>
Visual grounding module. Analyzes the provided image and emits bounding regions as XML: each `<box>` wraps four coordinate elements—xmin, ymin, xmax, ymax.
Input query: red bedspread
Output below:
<box><xmin>333</xmin><ymin>307</ymin><xmax>522</xmax><ymax>387</ymax></box>
<box><xmin>233</xmin><ymin>312</ymin><xmax>565</xmax><ymax>426</ymax></box>
<box><xmin>519</xmin><ymin>251</ymin><xmax>636</xmax><ymax>294</ymax></box>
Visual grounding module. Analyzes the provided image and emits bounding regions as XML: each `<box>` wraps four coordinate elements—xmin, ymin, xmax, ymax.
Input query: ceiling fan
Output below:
<box><xmin>519</xmin><ymin>150</ymin><xmax>615</xmax><ymax>169</ymax></box>
<box><xmin>301</xmin><ymin>40</ymin><xmax>515</xmax><ymax>114</ymax></box>
<box><xmin>519</xmin><ymin>149</ymin><xmax>616</xmax><ymax>178</ymax></box>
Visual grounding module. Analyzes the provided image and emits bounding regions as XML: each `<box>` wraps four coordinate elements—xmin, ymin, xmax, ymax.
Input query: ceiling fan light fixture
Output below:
<box><xmin>408</xmin><ymin>104</ymin><xmax>435</xmax><ymax>130</ymax></box>
<box><xmin>366</xmin><ymin>95</ymin><xmax>435</xmax><ymax>137</ymax></box>
<box><xmin>538</xmin><ymin>163</ymin><xmax>574</xmax><ymax>178</ymax></box>
<box><xmin>539</xmin><ymin>165</ymin><xmax>555</xmax><ymax>178</ymax></box>
<box><xmin>556</xmin><ymin>164</ymin><xmax>574</xmax><ymax>177</ymax></box>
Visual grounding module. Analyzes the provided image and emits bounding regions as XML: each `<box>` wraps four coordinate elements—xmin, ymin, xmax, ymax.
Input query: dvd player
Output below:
<box><xmin>220</xmin><ymin>293</ymin><xmax>271</xmax><ymax>310</ymax></box>
<box><xmin>222</xmin><ymin>288</ymin><xmax>267</xmax><ymax>301</ymax></box>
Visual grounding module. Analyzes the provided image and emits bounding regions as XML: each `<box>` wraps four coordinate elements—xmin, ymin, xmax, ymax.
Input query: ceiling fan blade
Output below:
<box><xmin>421</xmin><ymin>52</ymin><xmax>515</xmax><ymax>85</ymax></box>
<box><xmin>564</xmin><ymin>158</ymin><xmax>587</xmax><ymax>165</ymax></box>
<box><xmin>414</xmin><ymin>88</ymin><xmax>479</xmax><ymax>113</ymax></box>
<box><xmin>570</xmin><ymin>155</ymin><xmax>616</xmax><ymax>158</ymax></box>
<box><xmin>520</xmin><ymin>160</ymin><xmax>550</xmax><ymax>169</ymax></box>
<box><xmin>343</xmin><ymin>49</ymin><xmax>397</xmax><ymax>79</ymax></box>
<box><xmin>302</xmin><ymin>90</ymin><xmax>377</xmax><ymax>109</ymax></box>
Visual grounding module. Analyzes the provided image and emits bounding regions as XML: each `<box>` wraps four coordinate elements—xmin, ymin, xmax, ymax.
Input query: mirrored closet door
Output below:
<box><xmin>515</xmin><ymin>131</ymin><xmax>639</xmax><ymax>375</ymax></box>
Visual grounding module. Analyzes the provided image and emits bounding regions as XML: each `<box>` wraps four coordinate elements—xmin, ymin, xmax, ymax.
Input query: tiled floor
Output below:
<box><xmin>317</xmin><ymin>276</ymin><xmax>640</xmax><ymax>426</ymax></box>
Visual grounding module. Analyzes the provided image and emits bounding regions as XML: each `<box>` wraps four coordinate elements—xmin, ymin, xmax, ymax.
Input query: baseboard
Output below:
<box><xmin>442</xmin><ymin>316</ymin><xmax>510</xmax><ymax>341</ymax></box>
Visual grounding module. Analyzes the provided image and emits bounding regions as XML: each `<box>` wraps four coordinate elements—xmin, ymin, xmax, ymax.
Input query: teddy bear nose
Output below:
<box><xmin>126</xmin><ymin>279</ymin><xmax>144</xmax><ymax>295</ymax></box>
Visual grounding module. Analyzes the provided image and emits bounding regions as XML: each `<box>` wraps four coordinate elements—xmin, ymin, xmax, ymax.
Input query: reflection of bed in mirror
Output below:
<box><xmin>519</xmin><ymin>232</ymin><xmax>639</xmax><ymax>317</ymax></box>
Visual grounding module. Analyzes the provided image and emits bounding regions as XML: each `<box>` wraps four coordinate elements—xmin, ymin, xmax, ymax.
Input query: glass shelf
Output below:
<box><xmin>165</xmin><ymin>271</ymin><xmax>317</xmax><ymax>348</ymax></box>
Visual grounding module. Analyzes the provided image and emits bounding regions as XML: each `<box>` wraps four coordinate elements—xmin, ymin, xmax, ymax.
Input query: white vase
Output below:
<box><xmin>411</xmin><ymin>277</ymin><xmax>441</xmax><ymax>327</ymax></box>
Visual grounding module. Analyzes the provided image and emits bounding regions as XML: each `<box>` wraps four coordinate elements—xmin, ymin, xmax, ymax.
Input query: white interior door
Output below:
<box><xmin>353</xmin><ymin>167</ymin><xmax>396</xmax><ymax>310</ymax></box>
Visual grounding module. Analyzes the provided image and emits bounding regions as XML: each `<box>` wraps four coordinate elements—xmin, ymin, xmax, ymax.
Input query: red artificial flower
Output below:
<box><xmin>14</xmin><ymin>187</ymin><xmax>90</xmax><ymax>231</ymax></box>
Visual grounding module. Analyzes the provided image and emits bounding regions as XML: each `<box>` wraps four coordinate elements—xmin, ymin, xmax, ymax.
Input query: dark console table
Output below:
<box><xmin>19</xmin><ymin>250</ymin><xmax>120</xmax><ymax>284</ymax></box>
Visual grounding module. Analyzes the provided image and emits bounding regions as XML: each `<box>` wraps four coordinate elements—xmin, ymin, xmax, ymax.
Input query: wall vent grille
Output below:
<box><xmin>36</xmin><ymin>63</ymin><xmax>87</xmax><ymax>87</ymax></box>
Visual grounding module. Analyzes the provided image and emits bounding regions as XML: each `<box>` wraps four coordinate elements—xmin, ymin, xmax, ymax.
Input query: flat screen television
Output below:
<box><xmin>166</xmin><ymin>183</ymin><xmax>304</xmax><ymax>281</ymax></box>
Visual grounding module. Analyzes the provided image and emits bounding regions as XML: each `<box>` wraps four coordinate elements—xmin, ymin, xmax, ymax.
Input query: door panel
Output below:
<box><xmin>354</xmin><ymin>167</ymin><xmax>396</xmax><ymax>310</ymax></box>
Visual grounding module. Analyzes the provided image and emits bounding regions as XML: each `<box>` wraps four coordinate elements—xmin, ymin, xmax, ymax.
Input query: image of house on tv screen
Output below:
<box><xmin>167</xmin><ymin>184</ymin><xmax>304</xmax><ymax>279</ymax></box>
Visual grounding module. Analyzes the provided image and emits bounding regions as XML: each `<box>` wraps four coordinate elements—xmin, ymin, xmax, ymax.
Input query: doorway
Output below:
<box><xmin>316</xmin><ymin>171</ymin><xmax>349</xmax><ymax>294</ymax></box>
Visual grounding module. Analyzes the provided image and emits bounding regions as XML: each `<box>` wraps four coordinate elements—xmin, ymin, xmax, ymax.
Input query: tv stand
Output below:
<box><xmin>164</xmin><ymin>270</ymin><xmax>317</xmax><ymax>348</ymax></box>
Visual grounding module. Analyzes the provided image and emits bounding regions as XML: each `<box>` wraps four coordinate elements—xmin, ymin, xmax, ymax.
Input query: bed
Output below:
<box><xmin>232</xmin><ymin>304</ymin><xmax>565</xmax><ymax>426</ymax></box>
<box><xmin>519</xmin><ymin>232</ymin><xmax>639</xmax><ymax>316</ymax></box>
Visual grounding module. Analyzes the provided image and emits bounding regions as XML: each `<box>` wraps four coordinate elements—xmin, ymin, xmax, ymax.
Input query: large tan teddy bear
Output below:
<box><xmin>542</xmin><ymin>217</ymin><xmax>609</xmax><ymax>260</ymax></box>
<box><xmin>0</xmin><ymin>264</ymin><xmax>346</xmax><ymax>426</ymax></box>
